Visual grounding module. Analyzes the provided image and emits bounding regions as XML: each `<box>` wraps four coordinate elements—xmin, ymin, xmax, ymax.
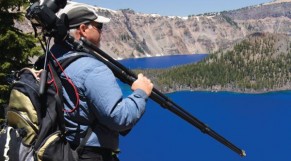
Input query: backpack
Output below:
<box><xmin>0</xmin><ymin>54</ymin><xmax>88</xmax><ymax>161</ymax></box>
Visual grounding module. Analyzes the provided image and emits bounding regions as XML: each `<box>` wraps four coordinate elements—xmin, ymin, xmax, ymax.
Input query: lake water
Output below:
<box><xmin>117</xmin><ymin>55</ymin><xmax>291</xmax><ymax>161</ymax></box>
<box><xmin>119</xmin><ymin>54</ymin><xmax>208</xmax><ymax>69</ymax></box>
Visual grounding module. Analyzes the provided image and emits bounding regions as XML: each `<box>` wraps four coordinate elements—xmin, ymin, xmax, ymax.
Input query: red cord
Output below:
<box><xmin>50</xmin><ymin>53</ymin><xmax>80</xmax><ymax>113</ymax></box>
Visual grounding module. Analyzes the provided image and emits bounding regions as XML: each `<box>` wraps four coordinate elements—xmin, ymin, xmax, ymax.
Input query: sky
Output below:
<box><xmin>75</xmin><ymin>0</ymin><xmax>274</xmax><ymax>16</ymax></box>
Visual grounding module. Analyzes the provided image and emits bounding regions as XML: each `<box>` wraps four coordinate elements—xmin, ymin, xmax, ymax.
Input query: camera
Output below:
<box><xmin>26</xmin><ymin>0</ymin><xmax>68</xmax><ymax>40</ymax></box>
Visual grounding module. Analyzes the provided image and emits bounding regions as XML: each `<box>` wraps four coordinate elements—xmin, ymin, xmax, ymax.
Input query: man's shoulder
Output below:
<box><xmin>67</xmin><ymin>52</ymin><xmax>105</xmax><ymax>70</ymax></box>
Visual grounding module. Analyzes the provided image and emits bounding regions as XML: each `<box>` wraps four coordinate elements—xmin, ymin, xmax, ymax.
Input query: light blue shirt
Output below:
<box><xmin>50</xmin><ymin>44</ymin><xmax>148</xmax><ymax>150</ymax></box>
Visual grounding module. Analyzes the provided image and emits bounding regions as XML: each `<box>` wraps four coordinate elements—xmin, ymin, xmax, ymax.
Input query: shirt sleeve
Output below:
<box><xmin>83</xmin><ymin>63</ymin><xmax>148</xmax><ymax>132</ymax></box>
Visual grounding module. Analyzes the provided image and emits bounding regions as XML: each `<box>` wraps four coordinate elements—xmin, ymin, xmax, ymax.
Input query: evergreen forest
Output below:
<box><xmin>139</xmin><ymin>33</ymin><xmax>291</xmax><ymax>93</ymax></box>
<box><xmin>0</xmin><ymin>1</ymin><xmax>41</xmax><ymax>123</ymax></box>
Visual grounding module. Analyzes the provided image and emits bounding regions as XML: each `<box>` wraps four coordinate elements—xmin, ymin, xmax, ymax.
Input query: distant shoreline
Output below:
<box><xmin>164</xmin><ymin>87</ymin><xmax>291</xmax><ymax>94</ymax></box>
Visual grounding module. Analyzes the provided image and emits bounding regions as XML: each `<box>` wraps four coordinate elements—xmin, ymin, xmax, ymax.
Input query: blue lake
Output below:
<box><xmin>119</xmin><ymin>54</ymin><xmax>208</xmax><ymax>69</ymax></box>
<box><xmin>117</xmin><ymin>55</ymin><xmax>291</xmax><ymax>161</ymax></box>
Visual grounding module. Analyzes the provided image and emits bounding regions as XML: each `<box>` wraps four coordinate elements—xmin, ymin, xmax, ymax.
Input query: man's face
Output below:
<box><xmin>83</xmin><ymin>22</ymin><xmax>103</xmax><ymax>47</ymax></box>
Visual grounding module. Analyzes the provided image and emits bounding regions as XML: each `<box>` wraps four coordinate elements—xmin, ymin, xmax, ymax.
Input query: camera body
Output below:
<box><xmin>26</xmin><ymin>0</ymin><xmax>68</xmax><ymax>40</ymax></box>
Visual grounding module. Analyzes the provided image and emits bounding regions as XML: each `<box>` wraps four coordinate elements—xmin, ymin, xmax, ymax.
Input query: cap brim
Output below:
<box><xmin>95</xmin><ymin>15</ymin><xmax>110</xmax><ymax>23</ymax></box>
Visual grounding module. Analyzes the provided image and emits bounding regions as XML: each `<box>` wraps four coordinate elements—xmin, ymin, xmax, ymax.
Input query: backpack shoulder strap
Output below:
<box><xmin>50</xmin><ymin>52</ymin><xmax>94</xmax><ymax>150</ymax></box>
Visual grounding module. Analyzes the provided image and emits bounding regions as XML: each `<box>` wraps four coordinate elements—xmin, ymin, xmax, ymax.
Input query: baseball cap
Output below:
<box><xmin>57</xmin><ymin>2</ymin><xmax>110</xmax><ymax>29</ymax></box>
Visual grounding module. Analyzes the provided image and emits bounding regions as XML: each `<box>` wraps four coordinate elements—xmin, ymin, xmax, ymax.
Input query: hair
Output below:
<box><xmin>68</xmin><ymin>22</ymin><xmax>92</xmax><ymax>39</ymax></box>
<box><xmin>69</xmin><ymin>28</ymin><xmax>77</xmax><ymax>36</ymax></box>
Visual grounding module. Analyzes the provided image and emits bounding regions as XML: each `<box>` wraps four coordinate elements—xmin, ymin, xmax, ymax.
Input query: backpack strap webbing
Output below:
<box><xmin>75</xmin><ymin>126</ymin><xmax>93</xmax><ymax>155</ymax></box>
<box><xmin>48</xmin><ymin>61</ymin><xmax>66</xmax><ymax>133</ymax></box>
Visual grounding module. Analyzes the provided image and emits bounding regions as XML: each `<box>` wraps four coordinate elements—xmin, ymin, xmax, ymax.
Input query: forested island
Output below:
<box><xmin>138</xmin><ymin>33</ymin><xmax>291</xmax><ymax>93</ymax></box>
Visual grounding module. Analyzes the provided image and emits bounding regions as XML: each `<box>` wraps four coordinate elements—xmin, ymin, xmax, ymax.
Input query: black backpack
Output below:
<box><xmin>0</xmin><ymin>54</ymin><xmax>88</xmax><ymax>161</ymax></box>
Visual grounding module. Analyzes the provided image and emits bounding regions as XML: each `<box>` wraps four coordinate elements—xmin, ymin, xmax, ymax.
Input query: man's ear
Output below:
<box><xmin>78</xmin><ymin>24</ymin><xmax>88</xmax><ymax>37</ymax></box>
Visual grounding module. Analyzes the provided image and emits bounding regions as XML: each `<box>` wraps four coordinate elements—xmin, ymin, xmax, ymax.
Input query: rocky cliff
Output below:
<box><xmin>95</xmin><ymin>0</ymin><xmax>290</xmax><ymax>59</ymax></box>
<box><xmin>16</xmin><ymin>0</ymin><xmax>291</xmax><ymax>59</ymax></box>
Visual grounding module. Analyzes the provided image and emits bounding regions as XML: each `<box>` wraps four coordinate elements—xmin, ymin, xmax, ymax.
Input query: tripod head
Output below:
<box><xmin>26</xmin><ymin>0</ymin><xmax>68</xmax><ymax>41</ymax></box>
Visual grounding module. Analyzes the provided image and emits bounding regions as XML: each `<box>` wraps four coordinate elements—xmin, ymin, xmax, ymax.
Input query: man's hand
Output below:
<box><xmin>131</xmin><ymin>73</ymin><xmax>154</xmax><ymax>96</ymax></box>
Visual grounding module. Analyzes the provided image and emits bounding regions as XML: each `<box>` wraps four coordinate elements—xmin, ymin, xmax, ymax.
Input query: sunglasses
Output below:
<box><xmin>90</xmin><ymin>22</ymin><xmax>103</xmax><ymax>31</ymax></box>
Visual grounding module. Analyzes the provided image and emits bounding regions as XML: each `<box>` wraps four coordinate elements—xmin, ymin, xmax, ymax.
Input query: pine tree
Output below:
<box><xmin>0</xmin><ymin>0</ymin><xmax>41</xmax><ymax>112</ymax></box>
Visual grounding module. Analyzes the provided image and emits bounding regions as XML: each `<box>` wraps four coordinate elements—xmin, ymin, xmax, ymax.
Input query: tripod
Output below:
<box><xmin>50</xmin><ymin>35</ymin><xmax>246</xmax><ymax>157</ymax></box>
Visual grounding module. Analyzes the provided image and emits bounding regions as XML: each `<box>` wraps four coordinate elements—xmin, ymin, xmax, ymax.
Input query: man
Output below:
<box><xmin>50</xmin><ymin>2</ymin><xmax>153</xmax><ymax>161</ymax></box>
